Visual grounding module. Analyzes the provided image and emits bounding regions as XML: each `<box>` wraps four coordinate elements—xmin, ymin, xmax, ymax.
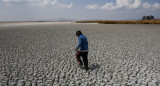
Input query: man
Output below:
<box><xmin>75</xmin><ymin>31</ymin><xmax>89</xmax><ymax>71</ymax></box>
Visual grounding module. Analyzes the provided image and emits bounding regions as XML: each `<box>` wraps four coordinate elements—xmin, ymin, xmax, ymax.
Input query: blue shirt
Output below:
<box><xmin>76</xmin><ymin>35</ymin><xmax>88</xmax><ymax>51</ymax></box>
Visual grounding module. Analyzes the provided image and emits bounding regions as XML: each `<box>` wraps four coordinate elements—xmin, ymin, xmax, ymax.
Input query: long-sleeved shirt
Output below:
<box><xmin>76</xmin><ymin>34</ymin><xmax>88</xmax><ymax>51</ymax></box>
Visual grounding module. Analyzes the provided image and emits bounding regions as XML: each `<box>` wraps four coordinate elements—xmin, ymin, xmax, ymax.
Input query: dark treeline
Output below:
<box><xmin>142</xmin><ymin>15</ymin><xmax>154</xmax><ymax>20</ymax></box>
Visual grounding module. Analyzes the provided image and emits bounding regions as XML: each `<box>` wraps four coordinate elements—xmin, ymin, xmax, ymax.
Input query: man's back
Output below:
<box><xmin>77</xmin><ymin>34</ymin><xmax>88</xmax><ymax>51</ymax></box>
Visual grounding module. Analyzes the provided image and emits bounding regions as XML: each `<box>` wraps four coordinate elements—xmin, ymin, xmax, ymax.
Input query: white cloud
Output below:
<box><xmin>56</xmin><ymin>2</ymin><xmax>72</xmax><ymax>8</ymax></box>
<box><xmin>87</xmin><ymin>0</ymin><xmax>160</xmax><ymax>10</ymax></box>
<box><xmin>129</xmin><ymin>0</ymin><xmax>141</xmax><ymax>9</ymax></box>
<box><xmin>1</xmin><ymin>0</ymin><xmax>35</xmax><ymax>4</ymax></box>
<box><xmin>86</xmin><ymin>4</ymin><xmax>98</xmax><ymax>10</ymax></box>
<box><xmin>116</xmin><ymin>0</ymin><xmax>141</xmax><ymax>9</ymax></box>
<box><xmin>143</xmin><ymin>2</ymin><xmax>152</xmax><ymax>9</ymax></box>
<box><xmin>66</xmin><ymin>3</ymin><xmax>73</xmax><ymax>8</ymax></box>
<box><xmin>142</xmin><ymin>2</ymin><xmax>160</xmax><ymax>9</ymax></box>
<box><xmin>1</xmin><ymin>0</ymin><xmax>22</xmax><ymax>3</ymax></box>
<box><xmin>100</xmin><ymin>3</ymin><xmax>116</xmax><ymax>10</ymax></box>
<box><xmin>51</xmin><ymin>0</ymin><xmax>57</xmax><ymax>5</ymax></box>
<box><xmin>152</xmin><ymin>3</ymin><xmax>160</xmax><ymax>9</ymax></box>
<box><xmin>100</xmin><ymin>0</ymin><xmax>142</xmax><ymax>10</ymax></box>
<box><xmin>35</xmin><ymin>0</ymin><xmax>49</xmax><ymax>7</ymax></box>
<box><xmin>1</xmin><ymin>0</ymin><xmax>73</xmax><ymax>8</ymax></box>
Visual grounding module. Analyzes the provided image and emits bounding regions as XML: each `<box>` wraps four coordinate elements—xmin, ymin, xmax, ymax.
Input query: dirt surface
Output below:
<box><xmin>0</xmin><ymin>23</ymin><xmax>160</xmax><ymax>86</ymax></box>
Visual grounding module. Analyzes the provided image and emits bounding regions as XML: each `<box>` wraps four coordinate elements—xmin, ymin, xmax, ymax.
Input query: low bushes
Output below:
<box><xmin>76</xmin><ymin>19</ymin><xmax>160</xmax><ymax>24</ymax></box>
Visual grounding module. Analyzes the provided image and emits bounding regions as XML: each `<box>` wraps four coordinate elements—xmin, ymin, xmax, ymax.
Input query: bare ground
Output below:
<box><xmin>0</xmin><ymin>23</ymin><xmax>160</xmax><ymax>86</ymax></box>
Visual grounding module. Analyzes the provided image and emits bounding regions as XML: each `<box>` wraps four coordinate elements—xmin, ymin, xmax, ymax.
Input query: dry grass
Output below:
<box><xmin>76</xmin><ymin>19</ymin><xmax>160</xmax><ymax>24</ymax></box>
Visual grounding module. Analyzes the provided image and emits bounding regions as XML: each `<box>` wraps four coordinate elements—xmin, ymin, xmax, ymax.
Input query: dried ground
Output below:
<box><xmin>0</xmin><ymin>23</ymin><xmax>160</xmax><ymax>86</ymax></box>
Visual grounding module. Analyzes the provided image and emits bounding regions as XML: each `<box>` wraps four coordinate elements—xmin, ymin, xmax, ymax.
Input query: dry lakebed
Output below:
<box><xmin>0</xmin><ymin>22</ymin><xmax>160</xmax><ymax>86</ymax></box>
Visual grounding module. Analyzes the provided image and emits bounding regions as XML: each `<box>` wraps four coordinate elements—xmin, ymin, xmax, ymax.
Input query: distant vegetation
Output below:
<box><xmin>142</xmin><ymin>15</ymin><xmax>154</xmax><ymax>20</ymax></box>
<box><xmin>76</xmin><ymin>19</ymin><xmax>160</xmax><ymax>24</ymax></box>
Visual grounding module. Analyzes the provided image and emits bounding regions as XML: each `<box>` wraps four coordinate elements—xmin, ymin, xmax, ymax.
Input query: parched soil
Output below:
<box><xmin>0</xmin><ymin>23</ymin><xmax>160</xmax><ymax>86</ymax></box>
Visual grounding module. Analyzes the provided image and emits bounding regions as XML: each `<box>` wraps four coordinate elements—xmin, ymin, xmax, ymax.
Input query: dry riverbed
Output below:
<box><xmin>0</xmin><ymin>23</ymin><xmax>160</xmax><ymax>86</ymax></box>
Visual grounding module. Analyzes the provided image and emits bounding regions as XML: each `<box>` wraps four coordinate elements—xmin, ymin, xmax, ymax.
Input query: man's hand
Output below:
<box><xmin>75</xmin><ymin>49</ymin><xmax>78</xmax><ymax>52</ymax></box>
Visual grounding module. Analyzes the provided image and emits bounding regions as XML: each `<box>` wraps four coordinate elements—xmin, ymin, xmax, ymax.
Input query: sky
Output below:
<box><xmin>0</xmin><ymin>0</ymin><xmax>160</xmax><ymax>21</ymax></box>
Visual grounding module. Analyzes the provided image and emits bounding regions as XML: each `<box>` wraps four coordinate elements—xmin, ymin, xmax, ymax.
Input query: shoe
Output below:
<box><xmin>85</xmin><ymin>67</ymin><xmax>89</xmax><ymax>71</ymax></box>
<box><xmin>78</xmin><ymin>65</ymin><xmax>83</xmax><ymax>69</ymax></box>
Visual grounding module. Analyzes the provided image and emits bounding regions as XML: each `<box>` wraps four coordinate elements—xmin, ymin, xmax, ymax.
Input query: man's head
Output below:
<box><xmin>76</xmin><ymin>30</ymin><xmax>82</xmax><ymax>37</ymax></box>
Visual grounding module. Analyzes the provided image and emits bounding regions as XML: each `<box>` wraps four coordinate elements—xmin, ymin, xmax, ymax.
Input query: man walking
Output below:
<box><xmin>75</xmin><ymin>31</ymin><xmax>89</xmax><ymax>71</ymax></box>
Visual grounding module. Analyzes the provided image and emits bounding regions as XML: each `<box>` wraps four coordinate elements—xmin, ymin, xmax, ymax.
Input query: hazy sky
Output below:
<box><xmin>0</xmin><ymin>0</ymin><xmax>160</xmax><ymax>21</ymax></box>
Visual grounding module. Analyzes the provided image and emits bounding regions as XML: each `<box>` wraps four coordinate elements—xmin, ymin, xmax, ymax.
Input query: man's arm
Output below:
<box><xmin>76</xmin><ymin>37</ymin><xmax>82</xmax><ymax>50</ymax></box>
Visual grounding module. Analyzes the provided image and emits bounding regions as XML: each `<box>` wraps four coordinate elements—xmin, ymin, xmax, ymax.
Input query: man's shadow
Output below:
<box><xmin>90</xmin><ymin>63</ymin><xmax>100</xmax><ymax>71</ymax></box>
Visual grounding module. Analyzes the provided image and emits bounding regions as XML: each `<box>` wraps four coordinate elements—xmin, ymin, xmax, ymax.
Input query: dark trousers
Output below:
<box><xmin>77</xmin><ymin>52</ymin><xmax>88</xmax><ymax>68</ymax></box>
